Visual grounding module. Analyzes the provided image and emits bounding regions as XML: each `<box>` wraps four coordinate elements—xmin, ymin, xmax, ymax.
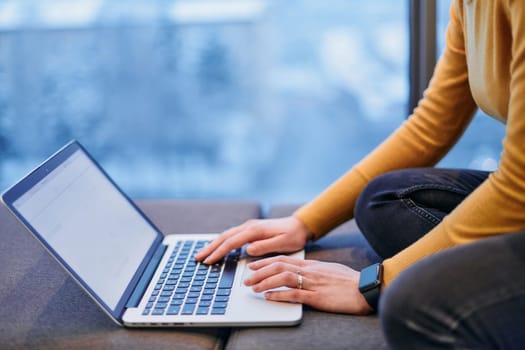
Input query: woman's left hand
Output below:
<box><xmin>244</xmin><ymin>255</ymin><xmax>374</xmax><ymax>315</ymax></box>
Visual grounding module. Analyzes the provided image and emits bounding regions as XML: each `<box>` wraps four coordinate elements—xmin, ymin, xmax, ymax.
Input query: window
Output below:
<box><xmin>0</xmin><ymin>1</ymin><xmax>409</xmax><ymax>206</ymax></box>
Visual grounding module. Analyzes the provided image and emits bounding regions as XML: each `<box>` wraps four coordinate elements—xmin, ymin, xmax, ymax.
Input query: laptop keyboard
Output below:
<box><xmin>142</xmin><ymin>240</ymin><xmax>239</xmax><ymax>316</ymax></box>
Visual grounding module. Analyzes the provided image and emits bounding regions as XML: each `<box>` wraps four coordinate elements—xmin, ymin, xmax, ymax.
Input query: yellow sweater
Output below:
<box><xmin>295</xmin><ymin>0</ymin><xmax>525</xmax><ymax>286</ymax></box>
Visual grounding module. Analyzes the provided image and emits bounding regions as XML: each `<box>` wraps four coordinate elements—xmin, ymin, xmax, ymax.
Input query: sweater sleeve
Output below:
<box><xmin>382</xmin><ymin>0</ymin><xmax>525</xmax><ymax>286</ymax></box>
<box><xmin>294</xmin><ymin>2</ymin><xmax>477</xmax><ymax>240</ymax></box>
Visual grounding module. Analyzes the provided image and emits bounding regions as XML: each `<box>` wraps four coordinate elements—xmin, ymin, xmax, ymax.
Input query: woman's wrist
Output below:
<box><xmin>292</xmin><ymin>214</ymin><xmax>315</xmax><ymax>243</ymax></box>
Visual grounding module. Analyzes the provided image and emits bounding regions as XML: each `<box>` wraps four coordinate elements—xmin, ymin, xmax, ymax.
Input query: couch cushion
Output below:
<box><xmin>0</xmin><ymin>200</ymin><xmax>260</xmax><ymax>350</ymax></box>
<box><xmin>225</xmin><ymin>204</ymin><xmax>387</xmax><ymax>350</ymax></box>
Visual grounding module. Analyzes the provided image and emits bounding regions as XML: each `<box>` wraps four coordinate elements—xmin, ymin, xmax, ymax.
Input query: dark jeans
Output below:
<box><xmin>354</xmin><ymin>168</ymin><xmax>525</xmax><ymax>349</ymax></box>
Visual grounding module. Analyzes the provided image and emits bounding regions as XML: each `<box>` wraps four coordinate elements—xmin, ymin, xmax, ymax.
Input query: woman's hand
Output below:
<box><xmin>244</xmin><ymin>255</ymin><xmax>374</xmax><ymax>315</ymax></box>
<box><xmin>195</xmin><ymin>216</ymin><xmax>313</xmax><ymax>264</ymax></box>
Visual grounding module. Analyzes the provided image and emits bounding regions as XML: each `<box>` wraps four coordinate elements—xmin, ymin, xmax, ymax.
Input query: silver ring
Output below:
<box><xmin>297</xmin><ymin>271</ymin><xmax>303</xmax><ymax>290</ymax></box>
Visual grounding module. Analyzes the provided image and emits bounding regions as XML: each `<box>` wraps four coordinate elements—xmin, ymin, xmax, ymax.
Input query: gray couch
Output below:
<box><xmin>0</xmin><ymin>200</ymin><xmax>387</xmax><ymax>350</ymax></box>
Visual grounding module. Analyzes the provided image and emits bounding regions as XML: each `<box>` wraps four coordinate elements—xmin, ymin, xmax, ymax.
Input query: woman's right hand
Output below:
<box><xmin>194</xmin><ymin>215</ymin><xmax>313</xmax><ymax>265</ymax></box>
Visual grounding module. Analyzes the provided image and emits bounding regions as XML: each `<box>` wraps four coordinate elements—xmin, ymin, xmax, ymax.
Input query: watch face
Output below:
<box><xmin>359</xmin><ymin>263</ymin><xmax>382</xmax><ymax>292</ymax></box>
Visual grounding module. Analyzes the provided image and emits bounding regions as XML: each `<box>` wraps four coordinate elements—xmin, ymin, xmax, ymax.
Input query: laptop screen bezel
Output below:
<box><xmin>1</xmin><ymin>140</ymin><xmax>164</xmax><ymax>324</ymax></box>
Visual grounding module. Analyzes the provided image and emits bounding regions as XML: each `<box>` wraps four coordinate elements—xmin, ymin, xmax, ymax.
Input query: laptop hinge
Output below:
<box><xmin>126</xmin><ymin>243</ymin><xmax>167</xmax><ymax>308</ymax></box>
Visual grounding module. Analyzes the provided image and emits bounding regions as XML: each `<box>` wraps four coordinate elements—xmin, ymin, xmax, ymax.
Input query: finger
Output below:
<box><xmin>194</xmin><ymin>225</ymin><xmax>244</xmax><ymax>261</ymax></box>
<box><xmin>245</xmin><ymin>260</ymin><xmax>306</xmax><ymax>287</ymax></box>
<box><xmin>202</xmin><ymin>222</ymin><xmax>274</xmax><ymax>264</ymax></box>
<box><xmin>248</xmin><ymin>255</ymin><xmax>307</xmax><ymax>271</ymax></box>
<box><xmin>250</xmin><ymin>270</ymin><xmax>301</xmax><ymax>293</ymax></box>
<box><xmin>264</xmin><ymin>288</ymin><xmax>315</xmax><ymax>305</ymax></box>
<box><xmin>246</xmin><ymin>233</ymin><xmax>299</xmax><ymax>256</ymax></box>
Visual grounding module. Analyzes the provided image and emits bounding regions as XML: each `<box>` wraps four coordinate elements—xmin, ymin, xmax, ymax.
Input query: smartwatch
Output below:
<box><xmin>358</xmin><ymin>263</ymin><xmax>383</xmax><ymax>310</ymax></box>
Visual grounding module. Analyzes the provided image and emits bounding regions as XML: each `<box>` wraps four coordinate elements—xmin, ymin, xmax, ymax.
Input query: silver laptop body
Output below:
<box><xmin>1</xmin><ymin>140</ymin><xmax>303</xmax><ymax>327</ymax></box>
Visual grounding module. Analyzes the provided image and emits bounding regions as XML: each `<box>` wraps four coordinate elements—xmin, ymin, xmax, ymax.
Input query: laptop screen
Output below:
<box><xmin>7</xmin><ymin>143</ymin><xmax>159</xmax><ymax>311</ymax></box>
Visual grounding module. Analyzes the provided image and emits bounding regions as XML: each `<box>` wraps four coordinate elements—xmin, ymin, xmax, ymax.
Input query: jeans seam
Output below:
<box><xmin>400</xmin><ymin>198</ymin><xmax>441</xmax><ymax>225</ymax></box>
<box><xmin>397</xmin><ymin>183</ymin><xmax>471</xmax><ymax>198</ymax></box>
<box><xmin>453</xmin><ymin>287</ymin><xmax>525</xmax><ymax>329</ymax></box>
<box><xmin>457</xmin><ymin>292</ymin><xmax>525</xmax><ymax>350</ymax></box>
<box><xmin>416</xmin><ymin>285</ymin><xmax>525</xmax><ymax>349</ymax></box>
<box><xmin>397</xmin><ymin>184</ymin><xmax>470</xmax><ymax>226</ymax></box>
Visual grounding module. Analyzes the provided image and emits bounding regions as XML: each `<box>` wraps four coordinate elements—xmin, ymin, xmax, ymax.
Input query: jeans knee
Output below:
<box><xmin>354</xmin><ymin>175</ymin><xmax>386</xmax><ymax>233</ymax></box>
<box><xmin>354</xmin><ymin>181</ymin><xmax>375</xmax><ymax>234</ymax></box>
<box><xmin>354</xmin><ymin>173</ymin><xmax>400</xmax><ymax>258</ymax></box>
<box><xmin>379</xmin><ymin>276</ymin><xmax>414</xmax><ymax>347</ymax></box>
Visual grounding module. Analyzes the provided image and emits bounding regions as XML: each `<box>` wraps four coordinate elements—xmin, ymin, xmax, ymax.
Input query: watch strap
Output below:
<box><xmin>359</xmin><ymin>263</ymin><xmax>383</xmax><ymax>310</ymax></box>
<box><xmin>361</xmin><ymin>283</ymin><xmax>381</xmax><ymax>310</ymax></box>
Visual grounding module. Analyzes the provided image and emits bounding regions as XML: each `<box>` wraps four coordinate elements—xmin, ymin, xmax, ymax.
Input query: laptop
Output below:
<box><xmin>1</xmin><ymin>140</ymin><xmax>303</xmax><ymax>327</ymax></box>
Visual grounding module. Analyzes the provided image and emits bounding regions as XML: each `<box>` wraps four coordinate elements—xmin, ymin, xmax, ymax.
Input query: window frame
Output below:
<box><xmin>408</xmin><ymin>0</ymin><xmax>437</xmax><ymax>113</ymax></box>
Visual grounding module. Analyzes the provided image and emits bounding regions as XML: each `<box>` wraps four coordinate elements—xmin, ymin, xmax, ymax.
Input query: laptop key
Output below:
<box><xmin>173</xmin><ymin>293</ymin><xmax>186</xmax><ymax>299</ymax></box>
<box><xmin>190</xmin><ymin>286</ymin><xmax>202</xmax><ymax>293</ymax></box>
<box><xmin>202</xmin><ymin>288</ymin><xmax>215</xmax><ymax>295</ymax></box>
<box><xmin>170</xmin><ymin>298</ymin><xmax>183</xmax><ymax>305</ymax></box>
<box><xmin>155</xmin><ymin>302</ymin><xmax>168</xmax><ymax>309</ymax></box>
<box><xmin>218</xmin><ymin>252</ymin><xmax>239</xmax><ymax>289</ymax></box>
<box><xmin>176</xmin><ymin>289</ymin><xmax>189</xmax><ymax>297</ymax></box>
<box><xmin>167</xmin><ymin>306</ymin><xmax>180</xmax><ymax>315</ymax></box>
<box><xmin>214</xmin><ymin>295</ymin><xmax>229</xmax><ymax>303</ymax></box>
<box><xmin>182</xmin><ymin>303</ymin><xmax>196</xmax><ymax>315</ymax></box>
<box><xmin>211</xmin><ymin>307</ymin><xmax>226</xmax><ymax>315</ymax></box>
<box><xmin>213</xmin><ymin>302</ymin><xmax>228</xmax><ymax>309</ymax></box>
<box><xmin>216</xmin><ymin>288</ymin><xmax>231</xmax><ymax>296</ymax></box>
<box><xmin>196</xmin><ymin>307</ymin><xmax>209</xmax><ymax>315</ymax></box>
<box><xmin>199</xmin><ymin>300</ymin><xmax>212</xmax><ymax>307</ymax></box>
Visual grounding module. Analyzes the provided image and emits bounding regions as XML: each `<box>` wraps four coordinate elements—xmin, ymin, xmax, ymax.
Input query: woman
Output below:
<box><xmin>196</xmin><ymin>1</ymin><xmax>525</xmax><ymax>348</ymax></box>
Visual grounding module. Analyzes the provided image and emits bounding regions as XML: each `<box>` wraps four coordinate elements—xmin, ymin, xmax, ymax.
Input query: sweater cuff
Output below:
<box><xmin>293</xmin><ymin>168</ymin><xmax>370</xmax><ymax>240</ymax></box>
<box><xmin>381</xmin><ymin>221</ymin><xmax>456</xmax><ymax>287</ymax></box>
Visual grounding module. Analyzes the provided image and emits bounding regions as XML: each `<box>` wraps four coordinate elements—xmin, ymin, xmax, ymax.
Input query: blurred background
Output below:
<box><xmin>0</xmin><ymin>0</ymin><xmax>505</xmax><ymax>208</ymax></box>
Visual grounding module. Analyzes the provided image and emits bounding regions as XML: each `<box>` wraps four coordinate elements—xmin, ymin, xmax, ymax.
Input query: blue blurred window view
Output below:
<box><xmin>0</xmin><ymin>1</ymin><xmax>503</xmax><ymax>207</ymax></box>
<box><xmin>0</xmin><ymin>0</ymin><xmax>409</xmax><ymax>205</ymax></box>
